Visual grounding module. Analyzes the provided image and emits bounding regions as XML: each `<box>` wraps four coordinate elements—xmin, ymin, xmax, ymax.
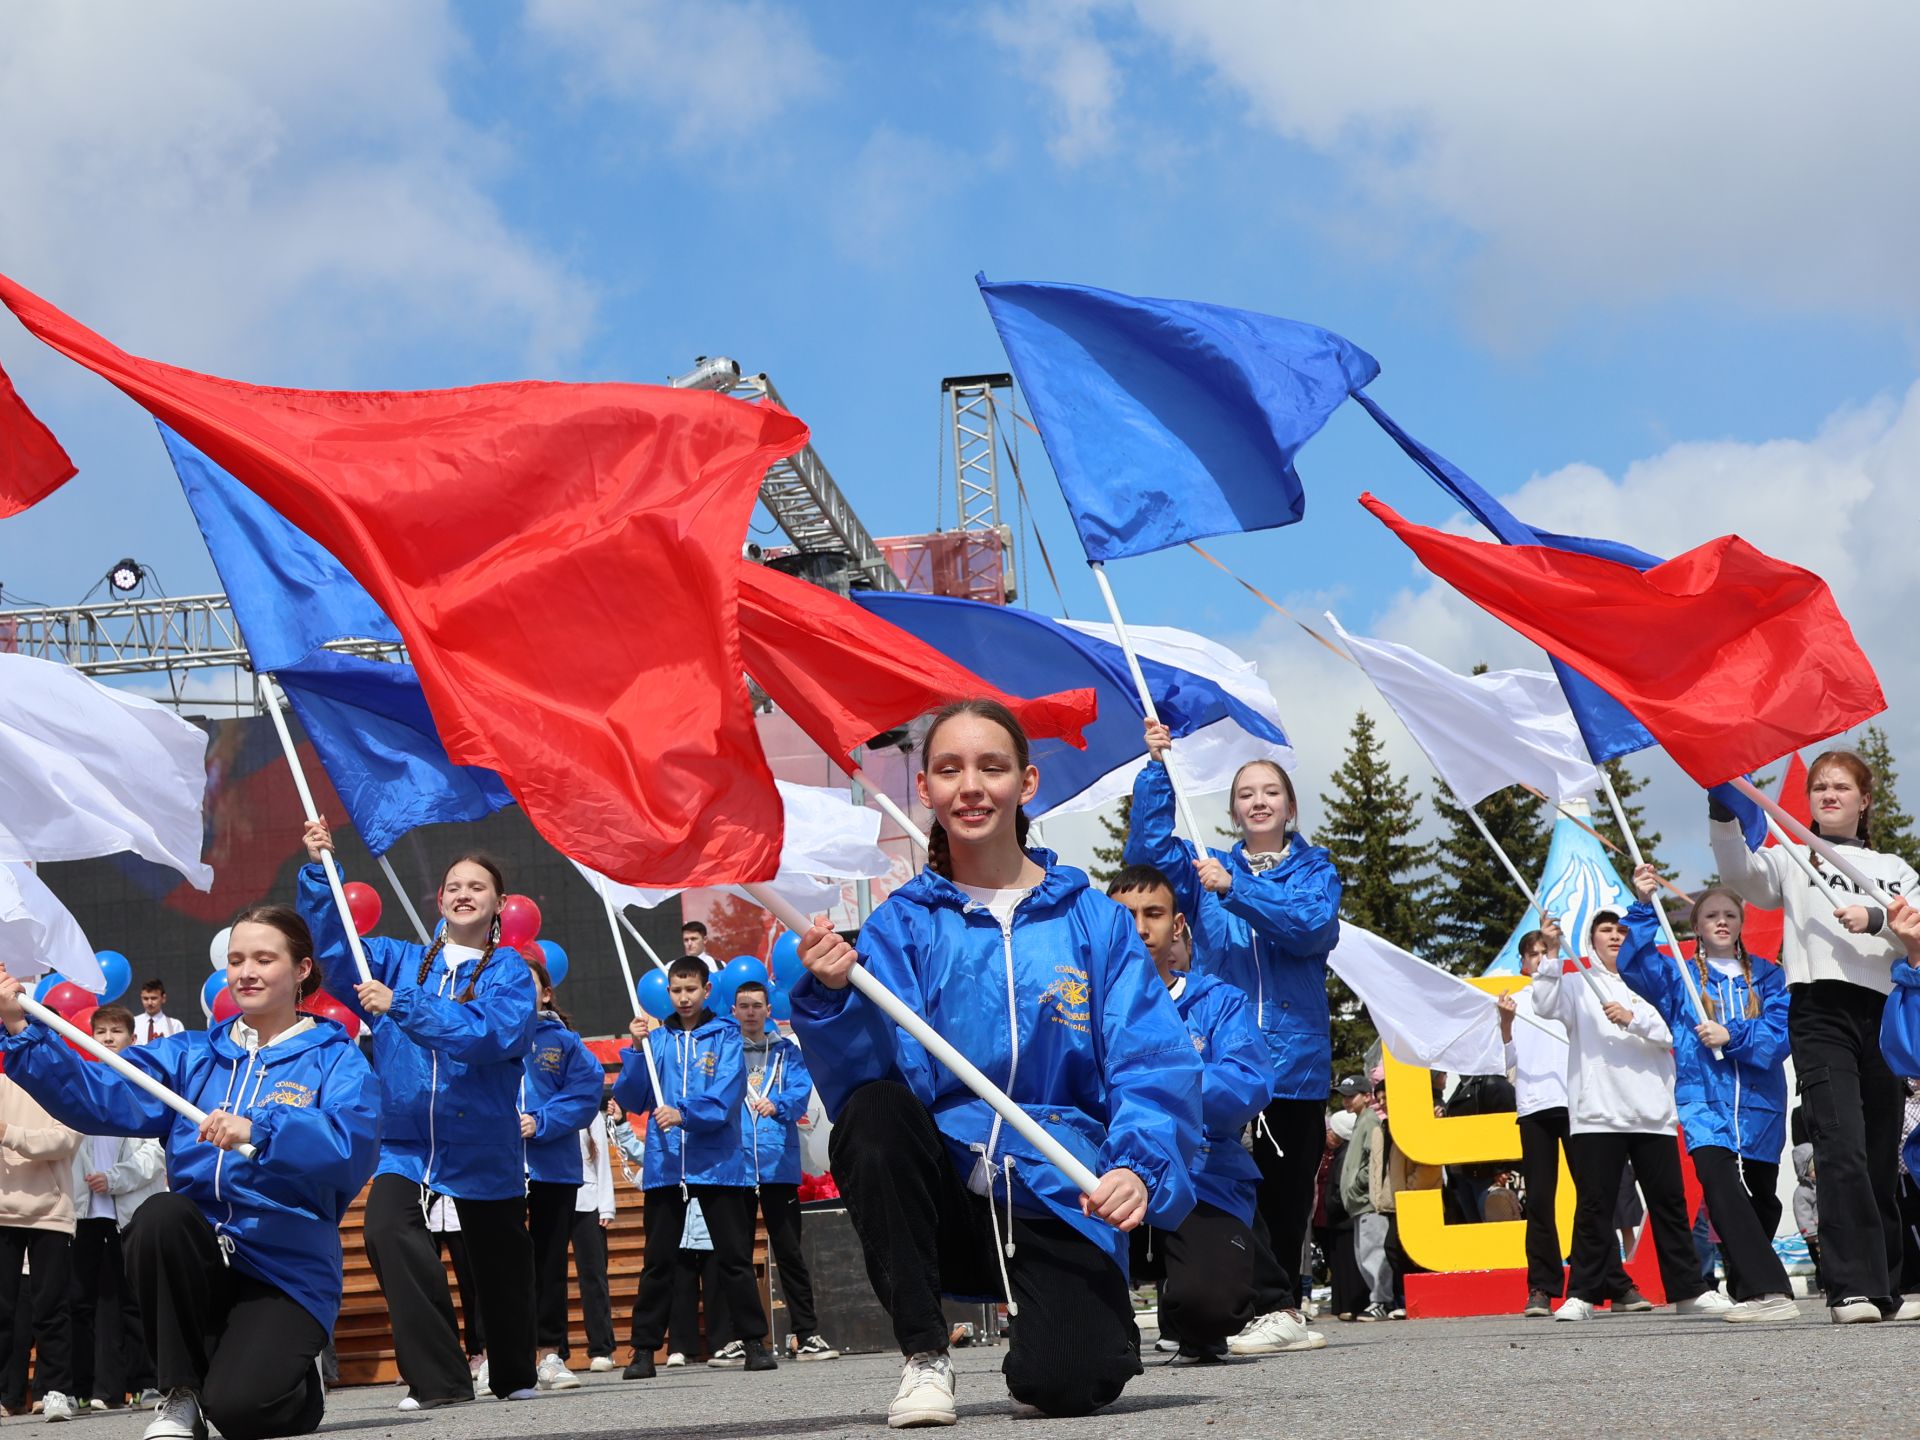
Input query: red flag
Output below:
<box><xmin>1361</xmin><ymin>493</ymin><xmax>1885</xmax><ymax>787</ymax></box>
<box><xmin>1743</xmin><ymin>753</ymin><xmax>1810</xmax><ymax>961</ymax></box>
<box><xmin>737</xmin><ymin>563</ymin><xmax>1097</xmax><ymax>764</ymax></box>
<box><xmin>0</xmin><ymin>359</ymin><xmax>76</xmax><ymax>517</ymax></box>
<box><xmin>0</xmin><ymin>273</ymin><xmax>800</xmax><ymax>888</ymax></box>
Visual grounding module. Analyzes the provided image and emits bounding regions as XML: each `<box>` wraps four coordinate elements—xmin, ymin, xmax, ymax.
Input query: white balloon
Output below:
<box><xmin>209</xmin><ymin>926</ymin><xmax>233</xmax><ymax>969</ymax></box>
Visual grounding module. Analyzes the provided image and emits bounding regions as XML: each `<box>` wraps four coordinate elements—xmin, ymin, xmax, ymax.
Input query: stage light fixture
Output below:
<box><xmin>108</xmin><ymin>558</ymin><xmax>146</xmax><ymax>594</ymax></box>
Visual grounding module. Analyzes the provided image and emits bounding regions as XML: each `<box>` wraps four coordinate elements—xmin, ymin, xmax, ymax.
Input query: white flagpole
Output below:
<box><xmin>596</xmin><ymin>884</ymin><xmax>666</xmax><ymax>1106</ymax></box>
<box><xmin>849</xmin><ymin>764</ymin><xmax>927</xmax><ymax>856</ymax></box>
<box><xmin>1088</xmin><ymin>562</ymin><xmax>1210</xmax><ymax>849</ymax></box>
<box><xmin>1598</xmin><ymin>769</ymin><xmax>1716</xmax><ymax>1047</ymax></box>
<box><xmin>1731</xmin><ymin>776</ymin><xmax>1898</xmax><ymax>908</ymax></box>
<box><xmin>19</xmin><ymin>994</ymin><xmax>256</xmax><ymax>1159</ymax></box>
<box><xmin>1461</xmin><ymin>802</ymin><xmax>1609</xmax><ymax>1005</ymax></box>
<box><xmin>257</xmin><ymin>675</ymin><xmax>373</xmax><ymax>985</ymax></box>
<box><xmin>616</xmin><ymin>910</ymin><xmax>672</xmax><ymax>975</ymax></box>
<box><xmin>374</xmin><ymin>854</ymin><xmax>432</xmax><ymax>945</ymax></box>
<box><xmin>740</xmin><ymin>881</ymin><xmax>1101</xmax><ymax>1196</ymax></box>
<box><xmin>1762</xmin><ymin>815</ymin><xmax>1849</xmax><ymax>910</ymax></box>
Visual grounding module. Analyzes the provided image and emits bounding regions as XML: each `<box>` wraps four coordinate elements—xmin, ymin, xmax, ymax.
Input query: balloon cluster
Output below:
<box><xmin>631</xmin><ymin>930</ymin><xmax>807</xmax><ymax>1023</ymax></box>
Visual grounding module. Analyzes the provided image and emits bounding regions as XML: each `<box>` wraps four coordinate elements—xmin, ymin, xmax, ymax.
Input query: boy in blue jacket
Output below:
<box><xmin>1108</xmin><ymin>865</ymin><xmax>1272</xmax><ymax>1364</ymax></box>
<box><xmin>613</xmin><ymin>957</ymin><xmax>773</xmax><ymax>1377</ymax></box>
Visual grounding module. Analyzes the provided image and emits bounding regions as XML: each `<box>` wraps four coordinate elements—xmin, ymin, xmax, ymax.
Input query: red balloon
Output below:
<box><xmin>342</xmin><ymin>882</ymin><xmax>382</xmax><ymax>936</ymax></box>
<box><xmin>299</xmin><ymin>990</ymin><xmax>362</xmax><ymax>1041</ymax></box>
<box><xmin>44</xmin><ymin>981</ymin><xmax>96</xmax><ymax>1020</ymax></box>
<box><xmin>210</xmin><ymin>986</ymin><xmax>242</xmax><ymax>1025</ymax></box>
<box><xmin>497</xmin><ymin>894</ymin><xmax>542</xmax><ymax>951</ymax></box>
<box><xmin>65</xmin><ymin>1005</ymin><xmax>99</xmax><ymax>1058</ymax></box>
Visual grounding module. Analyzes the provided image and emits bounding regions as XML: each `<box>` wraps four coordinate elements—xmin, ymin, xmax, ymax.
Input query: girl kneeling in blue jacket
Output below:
<box><xmin>1123</xmin><ymin>719</ymin><xmax>1342</xmax><ymax>1353</ymax></box>
<box><xmin>1619</xmin><ymin>868</ymin><xmax>1796</xmax><ymax>1320</ymax></box>
<box><xmin>0</xmin><ymin>906</ymin><xmax>379</xmax><ymax>1440</ymax></box>
<box><xmin>298</xmin><ymin>821</ymin><xmax>538</xmax><ymax>1407</ymax></box>
<box><xmin>795</xmin><ymin>699</ymin><xmax>1201</xmax><ymax>1427</ymax></box>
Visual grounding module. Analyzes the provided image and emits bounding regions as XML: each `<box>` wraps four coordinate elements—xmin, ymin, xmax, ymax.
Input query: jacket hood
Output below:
<box><xmin>205</xmin><ymin>1015</ymin><xmax>353</xmax><ymax>1067</ymax></box>
<box><xmin>891</xmin><ymin>847</ymin><xmax>1086</xmax><ymax>913</ymax></box>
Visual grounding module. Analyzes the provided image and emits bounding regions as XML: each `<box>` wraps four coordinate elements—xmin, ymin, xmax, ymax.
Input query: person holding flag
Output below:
<box><xmin>298</xmin><ymin>821</ymin><xmax>540</xmax><ymax>1407</ymax></box>
<box><xmin>1710</xmin><ymin>752</ymin><xmax>1920</xmax><ymax>1322</ymax></box>
<box><xmin>1125</xmin><ymin>719</ymin><xmax>1341</xmax><ymax>1354</ymax></box>
<box><xmin>1617</xmin><ymin>867</ymin><xmax>1796</xmax><ymax>1320</ymax></box>
<box><xmin>794</xmin><ymin>699</ymin><xmax>1200</xmax><ymax>1427</ymax></box>
<box><xmin>0</xmin><ymin>906</ymin><xmax>378</xmax><ymax>1440</ymax></box>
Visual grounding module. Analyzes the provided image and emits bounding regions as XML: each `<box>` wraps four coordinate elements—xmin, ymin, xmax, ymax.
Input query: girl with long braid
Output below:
<box><xmin>298</xmin><ymin>820</ymin><xmax>539</xmax><ymax>1408</ymax></box>
<box><xmin>1618</xmin><ymin>867</ymin><xmax>1796</xmax><ymax>1320</ymax></box>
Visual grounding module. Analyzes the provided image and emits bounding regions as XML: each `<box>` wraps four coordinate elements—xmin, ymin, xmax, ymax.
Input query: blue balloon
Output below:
<box><xmin>94</xmin><ymin>950</ymin><xmax>132</xmax><ymax>1004</ymax></box>
<box><xmin>709</xmin><ymin>972</ymin><xmax>741</xmax><ymax>1016</ymax></box>
<box><xmin>31</xmin><ymin>974</ymin><xmax>59</xmax><ymax>1003</ymax></box>
<box><xmin>767</xmin><ymin>981</ymin><xmax>793</xmax><ymax>1022</ymax></box>
<box><xmin>201</xmin><ymin>970</ymin><xmax>229</xmax><ymax>1019</ymax></box>
<box><xmin>770</xmin><ymin>933</ymin><xmax>802</xmax><ymax>989</ymax></box>
<box><xmin>635</xmin><ymin>968</ymin><xmax>673</xmax><ymax>1021</ymax></box>
<box><xmin>539</xmin><ymin>941</ymin><xmax>569</xmax><ymax>988</ymax></box>
<box><xmin>722</xmin><ymin>955</ymin><xmax>769</xmax><ymax>989</ymax></box>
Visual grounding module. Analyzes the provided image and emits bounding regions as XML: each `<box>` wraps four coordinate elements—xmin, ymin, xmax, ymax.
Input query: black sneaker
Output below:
<box><xmin>1614</xmin><ymin>1288</ymin><xmax>1653</xmax><ymax>1313</ymax></box>
<box><xmin>706</xmin><ymin>1340</ymin><xmax>746</xmax><ymax>1369</ymax></box>
<box><xmin>1523</xmin><ymin>1290</ymin><xmax>1553</xmax><ymax>1317</ymax></box>
<box><xmin>1167</xmin><ymin>1343</ymin><xmax>1228</xmax><ymax>1367</ymax></box>
<box><xmin>793</xmin><ymin>1334</ymin><xmax>840</xmax><ymax>1361</ymax></box>
<box><xmin>742</xmin><ymin>1341</ymin><xmax>777</xmax><ymax>1373</ymax></box>
<box><xmin>621</xmin><ymin>1352</ymin><xmax>657</xmax><ymax>1380</ymax></box>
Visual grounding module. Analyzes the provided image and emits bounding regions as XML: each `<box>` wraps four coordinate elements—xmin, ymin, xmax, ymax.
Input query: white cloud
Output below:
<box><xmin>825</xmin><ymin>128</ymin><xmax>960</xmax><ymax>263</ymax></box>
<box><xmin>984</xmin><ymin>1</ymin><xmax>1123</xmax><ymax>165</ymax></box>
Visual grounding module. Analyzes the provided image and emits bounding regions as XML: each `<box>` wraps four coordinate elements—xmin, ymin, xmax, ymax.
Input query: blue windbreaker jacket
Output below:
<box><xmin>1880</xmin><ymin>960</ymin><xmax>1920</xmax><ymax>1176</ymax></box>
<box><xmin>1616</xmin><ymin>900</ymin><xmax>1789</xmax><ymax>1162</ymax></box>
<box><xmin>1125</xmin><ymin>761</ymin><xmax>1343</xmax><ymax>1099</ymax></box>
<box><xmin>522</xmin><ymin>1013</ymin><xmax>606</xmax><ymax>1186</ymax></box>
<box><xmin>298</xmin><ymin>863</ymin><xmax>538</xmax><ymax>1200</ymax></box>
<box><xmin>0</xmin><ymin>1015</ymin><xmax>379</xmax><ymax>1331</ymax></box>
<box><xmin>610</xmin><ymin>1009</ymin><xmax>748</xmax><ymax>1189</ymax></box>
<box><xmin>1170</xmin><ymin>972</ymin><xmax>1272</xmax><ymax>1227</ymax></box>
<box><xmin>738</xmin><ymin>1028</ymin><xmax>813</xmax><ymax>1188</ymax></box>
<box><xmin>790</xmin><ymin>849</ymin><xmax>1201</xmax><ymax>1270</ymax></box>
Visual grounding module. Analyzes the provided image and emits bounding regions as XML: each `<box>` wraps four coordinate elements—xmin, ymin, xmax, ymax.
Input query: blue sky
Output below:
<box><xmin>4</xmin><ymin>2</ymin><xmax>1918</xmax><ymax>884</ymax></box>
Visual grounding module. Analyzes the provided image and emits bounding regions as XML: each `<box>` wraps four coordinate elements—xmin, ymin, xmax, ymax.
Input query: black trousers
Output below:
<box><xmin>1689</xmin><ymin>1149</ymin><xmax>1789</xmax><ymax>1300</ymax></box>
<box><xmin>432</xmin><ymin>1229</ymin><xmax>483</xmax><ymax>1358</ymax></box>
<box><xmin>1790</xmin><ymin>980</ymin><xmax>1904</xmax><ymax>1303</ymax></box>
<box><xmin>1250</xmin><ymin>1098</ymin><xmax>1326</xmax><ymax>1312</ymax></box>
<box><xmin>1316</xmin><ymin>1224</ymin><xmax>1366</xmax><ymax>1317</ymax></box>
<box><xmin>1130</xmin><ymin>1202</ymin><xmax>1256</xmax><ymax>1347</ymax></box>
<box><xmin>1517</xmin><ymin>1106</ymin><xmax>1630</xmax><ymax>1300</ymax></box>
<box><xmin>671</xmin><ymin>1247</ymin><xmax>723</xmax><ymax>1356</ymax></box>
<box><xmin>829</xmin><ymin>1081</ymin><xmax>1140</xmax><ymax>1418</ymax></box>
<box><xmin>70</xmin><ymin>1217</ymin><xmax>131</xmax><ymax>1402</ymax></box>
<box><xmin>569</xmin><ymin>1211</ymin><xmax>616</xmax><ymax>1360</ymax></box>
<box><xmin>755</xmin><ymin>1183</ymin><xmax>818</xmax><ymax>1339</ymax></box>
<box><xmin>1565</xmin><ymin>1132</ymin><xmax>1702</xmax><ymax>1305</ymax></box>
<box><xmin>526</xmin><ymin>1181</ymin><xmax>580</xmax><ymax>1355</ymax></box>
<box><xmin>629</xmin><ymin>1187</ymin><xmax>765</xmax><ymax>1350</ymax></box>
<box><xmin>1898</xmin><ymin>1170</ymin><xmax>1920</xmax><ymax>1293</ymax></box>
<box><xmin>0</xmin><ymin>1225</ymin><xmax>71</xmax><ymax>1402</ymax></box>
<box><xmin>122</xmin><ymin>1196</ymin><xmax>323</xmax><ymax>1440</ymax></box>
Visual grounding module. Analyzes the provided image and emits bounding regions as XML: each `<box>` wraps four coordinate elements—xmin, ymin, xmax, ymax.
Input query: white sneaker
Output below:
<box><xmin>1675</xmin><ymin>1290</ymin><xmax>1734</xmax><ymax>1315</ymax></box>
<box><xmin>1152</xmin><ymin>1337</ymin><xmax>1180</xmax><ymax>1353</ymax></box>
<box><xmin>397</xmin><ymin>1398</ymin><xmax>421</xmax><ymax>1413</ymax></box>
<box><xmin>888</xmin><ymin>1352</ymin><xmax>956</xmax><ymax>1429</ymax></box>
<box><xmin>1225</xmin><ymin>1308</ymin><xmax>1325</xmax><ymax>1354</ymax></box>
<box><xmin>144</xmin><ymin>1390</ymin><xmax>207</xmax><ymax>1440</ymax></box>
<box><xmin>41</xmin><ymin>1393</ymin><xmax>75</xmax><ymax>1423</ymax></box>
<box><xmin>502</xmin><ymin>1388</ymin><xmax>539</xmax><ymax>1401</ymax></box>
<box><xmin>1892</xmin><ymin>1295</ymin><xmax>1920</xmax><ymax>1321</ymax></box>
<box><xmin>589</xmin><ymin>1355</ymin><xmax>616</xmax><ymax>1372</ymax></box>
<box><xmin>1555</xmin><ymin>1297</ymin><xmax>1596</xmax><ymax>1322</ymax></box>
<box><xmin>536</xmin><ymin>1353</ymin><xmax>581</xmax><ymax>1391</ymax></box>
<box><xmin>1725</xmin><ymin>1294</ymin><xmax>1799</xmax><ymax>1323</ymax></box>
<box><xmin>1009</xmin><ymin>1400</ymin><xmax>1045</xmax><ymax>1419</ymax></box>
<box><xmin>665</xmin><ymin>1352</ymin><xmax>686</xmax><ymax>1368</ymax></box>
<box><xmin>1830</xmin><ymin>1296</ymin><xmax>1882</xmax><ymax>1324</ymax></box>
<box><xmin>474</xmin><ymin>1358</ymin><xmax>490</xmax><ymax>1395</ymax></box>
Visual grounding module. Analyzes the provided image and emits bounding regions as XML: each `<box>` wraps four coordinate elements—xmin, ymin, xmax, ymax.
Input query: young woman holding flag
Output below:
<box><xmin>794</xmin><ymin>699</ymin><xmax>1200</xmax><ymax>1428</ymax></box>
<box><xmin>1710</xmin><ymin>752</ymin><xmax>1920</xmax><ymax>1322</ymax></box>
<box><xmin>298</xmin><ymin>821</ymin><xmax>541</xmax><ymax>1406</ymax></box>
<box><xmin>1124</xmin><ymin>718</ymin><xmax>1342</xmax><ymax>1354</ymax></box>
<box><xmin>0</xmin><ymin>907</ymin><xmax>379</xmax><ymax>1440</ymax></box>
<box><xmin>1618</xmin><ymin>868</ymin><xmax>1796</xmax><ymax>1320</ymax></box>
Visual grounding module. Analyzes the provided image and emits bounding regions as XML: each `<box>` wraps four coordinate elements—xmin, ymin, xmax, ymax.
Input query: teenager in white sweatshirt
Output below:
<box><xmin>1709</xmin><ymin>749</ymin><xmax>1918</xmax><ymax>1323</ymax></box>
<box><xmin>1530</xmin><ymin>911</ymin><xmax>1718</xmax><ymax>1321</ymax></box>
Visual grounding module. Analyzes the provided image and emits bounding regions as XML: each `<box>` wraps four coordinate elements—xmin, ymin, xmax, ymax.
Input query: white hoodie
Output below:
<box><xmin>1503</xmin><ymin>983</ymin><xmax>1570</xmax><ymax>1119</ymax></box>
<box><xmin>1530</xmin><ymin>955</ymin><xmax>1676</xmax><ymax>1137</ymax></box>
<box><xmin>1710</xmin><ymin>819</ymin><xmax>1915</xmax><ymax>994</ymax></box>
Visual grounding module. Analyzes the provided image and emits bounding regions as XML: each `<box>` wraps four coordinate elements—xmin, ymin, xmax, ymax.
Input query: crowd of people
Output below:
<box><xmin>2</xmin><ymin>706</ymin><xmax>1919</xmax><ymax>1436</ymax></box>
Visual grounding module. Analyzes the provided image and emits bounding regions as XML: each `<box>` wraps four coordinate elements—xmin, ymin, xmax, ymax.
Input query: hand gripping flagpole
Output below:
<box><xmin>740</xmin><ymin>881</ymin><xmax>1102</xmax><ymax>1196</ymax></box>
<box><xmin>17</xmin><ymin>995</ymin><xmax>257</xmax><ymax>1160</ymax></box>
<box><xmin>1598</xmin><ymin>769</ymin><xmax>1716</xmax><ymax>1047</ymax></box>
<box><xmin>594</xmin><ymin>879</ymin><xmax>667</xmax><ymax>1106</ymax></box>
<box><xmin>374</xmin><ymin>854</ymin><xmax>432</xmax><ymax>945</ymax></box>
<box><xmin>1088</xmin><ymin>562</ymin><xmax>1210</xmax><ymax>849</ymax></box>
<box><xmin>257</xmin><ymin>675</ymin><xmax>374</xmax><ymax>985</ymax></box>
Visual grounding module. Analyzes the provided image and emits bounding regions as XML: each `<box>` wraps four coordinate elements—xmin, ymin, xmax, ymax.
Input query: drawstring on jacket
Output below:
<box><xmin>964</xmin><ymin>895</ymin><xmax>1025</xmax><ymax>1317</ymax></box>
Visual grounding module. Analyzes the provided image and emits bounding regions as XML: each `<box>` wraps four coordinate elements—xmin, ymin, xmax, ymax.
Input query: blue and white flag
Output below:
<box><xmin>1483</xmin><ymin>799</ymin><xmax>1635</xmax><ymax>975</ymax></box>
<box><xmin>978</xmin><ymin>275</ymin><xmax>1378</xmax><ymax>561</ymax></box>
<box><xmin>852</xmin><ymin>591</ymin><xmax>1291</xmax><ymax>816</ymax></box>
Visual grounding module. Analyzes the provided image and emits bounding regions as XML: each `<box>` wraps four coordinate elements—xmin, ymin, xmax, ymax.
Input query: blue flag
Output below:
<box><xmin>275</xmin><ymin>651</ymin><xmax>516</xmax><ymax>856</ymax></box>
<box><xmin>161</xmin><ymin>424</ymin><xmax>400</xmax><ymax>672</ymax></box>
<box><xmin>853</xmin><ymin>591</ymin><xmax>1290</xmax><ymax>816</ymax></box>
<box><xmin>977</xmin><ymin>275</ymin><xmax>1379</xmax><ymax>562</ymax></box>
<box><xmin>160</xmin><ymin>426</ymin><xmax>514</xmax><ymax>851</ymax></box>
<box><xmin>1352</xmin><ymin>393</ymin><xmax>1663</xmax><ymax>764</ymax></box>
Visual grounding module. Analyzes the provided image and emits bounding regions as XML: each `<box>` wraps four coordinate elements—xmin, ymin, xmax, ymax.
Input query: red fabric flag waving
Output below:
<box><xmin>0</xmin><ymin>273</ymin><xmax>801</xmax><ymax>888</ymax></box>
<box><xmin>1361</xmin><ymin>493</ymin><xmax>1884</xmax><ymax>787</ymax></box>
<box><xmin>0</xmin><ymin>359</ymin><xmax>76</xmax><ymax>517</ymax></box>
<box><xmin>737</xmin><ymin>563</ymin><xmax>1097</xmax><ymax>764</ymax></box>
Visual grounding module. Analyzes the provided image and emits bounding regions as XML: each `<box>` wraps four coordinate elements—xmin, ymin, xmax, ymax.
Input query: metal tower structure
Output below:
<box><xmin>942</xmin><ymin>373</ymin><xmax>1012</xmax><ymax>536</ymax></box>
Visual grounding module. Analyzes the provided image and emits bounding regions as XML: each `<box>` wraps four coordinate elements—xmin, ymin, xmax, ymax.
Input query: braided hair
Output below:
<box><xmin>414</xmin><ymin>851</ymin><xmax>507</xmax><ymax>1003</ymax></box>
<box><xmin>1689</xmin><ymin>885</ymin><xmax>1760</xmax><ymax>1021</ymax></box>
<box><xmin>919</xmin><ymin>698</ymin><xmax>1033</xmax><ymax>880</ymax></box>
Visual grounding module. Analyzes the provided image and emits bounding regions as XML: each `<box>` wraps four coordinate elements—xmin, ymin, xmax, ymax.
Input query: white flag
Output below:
<box><xmin>575</xmin><ymin>780</ymin><xmax>892</xmax><ymax>916</ymax></box>
<box><xmin>1327</xmin><ymin>614</ymin><xmax>1599</xmax><ymax>808</ymax></box>
<box><xmin>1327</xmin><ymin>922</ymin><xmax>1543</xmax><ymax>1076</ymax></box>
<box><xmin>0</xmin><ymin>863</ymin><xmax>107</xmax><ymax>992</ymax></box>
<box><xmin>0</xmin><ymin>655</ymin><xmax>213</xmax><ymax>889</ymax></box>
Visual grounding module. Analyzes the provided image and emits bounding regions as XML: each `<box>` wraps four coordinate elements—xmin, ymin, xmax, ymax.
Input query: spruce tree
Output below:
<box><xmin>1855</xmin><ymin>724</ymin><xmax>1920</xmax><ymax>870</ymax></box>
<box><xmin>1591</xmin><ymin>758</ymin><xmax>1664</xmax><ymax>877</ymax></box>
<box><xmin>1088</xmin><ymin>795</ymin><xmax>1133</xmax><ymax>885</ymax></box>
<box><xmin>1430</xmin><ymin>783</ymin><xmax>1549</xmax><ymax>975</ymax></box>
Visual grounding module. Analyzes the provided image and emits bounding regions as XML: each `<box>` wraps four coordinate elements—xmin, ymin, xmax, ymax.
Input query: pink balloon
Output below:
<box><xmin>44</xmin><ymin>982</ymin><xmax>96</xmax><ymax>1021</ymax></box>
<box><xmin>65</xmin><ymin>1005</ymin><xmax>99</xmax><ymax>1058</ymax></box>
<box><xmin>497</xmin><ymin>894</ymin><xmax>542</xmax><ymax>951</ymax></box>
<box><xmin>210</xmin><ymin>986</ymin><xmax>242</xmax><ymax>1025</ymax></box>
<box><xmin>342</xmin><ymin>882</ymin><xmax>382</xmax><ymax>936</ymax></box>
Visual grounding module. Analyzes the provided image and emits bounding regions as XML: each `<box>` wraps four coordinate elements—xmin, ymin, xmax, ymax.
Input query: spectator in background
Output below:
<box><xmin>1441</xmin><ymin>1070</ymin><xmax>1517</xmax><ymax>1224</ymax></box>
<box><xmin>574</xmin><ymin>1104</ymin><xmax>617</xmax><ymax>1374</ymax></box>
<box><xmin>1341</xmin><ymin>1071</ymin><xmax>1390</xmax><ymax>1321</ymax></box>
<box><xmin>1314</xmin><ymin>1111</ymin><xmax>1363</xmax><ymax>1322</ymax></box>
<box><xmin>0</xmin><ymin>1067</ymin><xmax>82</xmax><ymax>1420</ymax></box>
<box><xmin>680</xmin><ymin>922</ymin><xmax>717</xmax><ymax>975</ymax></box>
<box><xmin>1793</xmin><ymin>1141</ymin><xmax>1823</xmax><ymax>1296</ymax></box>
<box><xmin>131</xmin><ymin>982</ymin><xmax>184</xmax><ymax>1046</ymax></box>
